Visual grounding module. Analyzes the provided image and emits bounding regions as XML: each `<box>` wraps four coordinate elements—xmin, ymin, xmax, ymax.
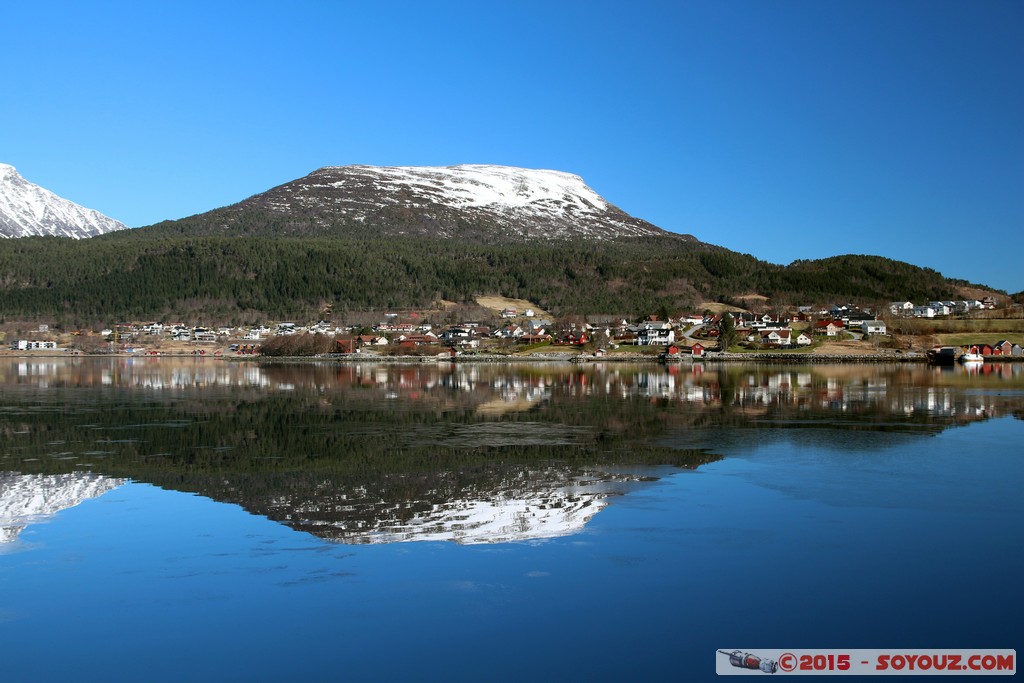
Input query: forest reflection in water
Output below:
<box><xmin>2</xmin><ymin>357</ymin><xmax>1023</xmax><ymax>546</ymax></box>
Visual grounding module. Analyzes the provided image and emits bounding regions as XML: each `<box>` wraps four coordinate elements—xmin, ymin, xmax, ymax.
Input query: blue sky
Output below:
<box><xmin>4</xmin><ymin>0</ymin><xmax>1021</xmax><ymax>292</ymax></box>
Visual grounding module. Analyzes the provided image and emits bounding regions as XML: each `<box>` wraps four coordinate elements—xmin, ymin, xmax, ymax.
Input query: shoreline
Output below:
<box><xmin>4</xmin><ymin>349</ymin><xmax>1023</xmax><ymax>364</ymax></box>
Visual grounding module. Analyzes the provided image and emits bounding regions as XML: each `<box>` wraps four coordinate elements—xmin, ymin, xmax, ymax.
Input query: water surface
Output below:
<box><xmin>1</xmin><ymin>358</ymin><xmax>1021</xmax><ymax>681</ymax></box>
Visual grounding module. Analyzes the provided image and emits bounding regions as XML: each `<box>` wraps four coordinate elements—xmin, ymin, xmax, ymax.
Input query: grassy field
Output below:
<box><xmin>474</xmin><ymin>295</ymin><xmax>550</xmax><ymax>318</ymax></box>
<box><xmin>935</xmin><ymin>333</ymin><xmax>1024</xmax><ymax>347</ymax></box>
<box><xmin>894</xmin><ymin>318</ymin><xmax>1024</xmax><ymax>334</ymax></box>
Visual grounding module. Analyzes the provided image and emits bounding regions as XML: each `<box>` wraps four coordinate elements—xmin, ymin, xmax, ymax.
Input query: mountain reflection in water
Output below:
<box><xmin>1</xmin><ymin>358</ymin><xmax>1022</xmax><ymax>545</ymax></box>
<box><xmin>0</xmin><ymin>472</ymin><xmax>125</xmax><ymax>547</ymax></box>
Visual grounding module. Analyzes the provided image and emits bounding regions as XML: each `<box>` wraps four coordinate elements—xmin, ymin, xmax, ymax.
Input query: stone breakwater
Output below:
<box><xmin>704</xmin><ymin>351</ymin><xmax>927</xmax><ymax>363</ymax></box>
<box><xmin>259</xmin><ymin>350</ymin><xmax>930</xmax><ymax>364</ymax></box>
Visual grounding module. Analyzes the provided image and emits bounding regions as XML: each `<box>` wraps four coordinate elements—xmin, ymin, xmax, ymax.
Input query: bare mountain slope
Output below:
<box><xmin>149</xmin><ymin>164</ymin><xmax>698</xmax><ymax>243</ymax></box>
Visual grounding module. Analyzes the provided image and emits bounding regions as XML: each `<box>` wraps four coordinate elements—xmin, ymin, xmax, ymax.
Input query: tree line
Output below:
<box><xmin>0</xmin><ymin>227</ymin><xmax>974</xmax><ymax>326</ymax></box>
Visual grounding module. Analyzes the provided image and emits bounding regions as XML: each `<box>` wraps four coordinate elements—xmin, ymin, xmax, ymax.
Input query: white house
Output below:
<box><xmin>889</xmin><ymin>301</ymin><xmax>914</xmax><ymax>316</ymax></box>
<box><xmin>912</xmin><ymin>306</ymin><xmax>936</xmax><ymax>318</ymax></box>
<box><xmin>862</xmin><ymin>320</ymin><xmax>887</xmax><ymax>335</ymax></box>
<box><xmin>759</xmin><ymin>329</ymin><xmax>792</xmax><ymax>346</ymax></box>
<box><xmin>439</xmin><ymin>327</ymin><xmax>471</xmax><ymax>343</ymax></box>
<box><xmin>796</xmin><ymin>333</ymin><xmax>813</xmax><ymax>346</ymax></box>
<box><xmin>12</xmin><ymin>340</ymin><xmax>58</xmax><ymax>351</ymax></box>
<box><xmin>814</xmin><ymin>320</ymin><xmax>844</xmax><ymax>336</ymax></box>
<box><xmin>494</xmin><ymin>325</ymin><xmax>525</xmax><ymax>339</ymax></box>
<box><xmin>637</xmin><ymin>323</ymin><xmax>675</xmax><ymax>346</ymax></box>
<box><xmin>193</xmin><ymin>328</ymin><xmax>218</xmax><ymax>343</ymax></box>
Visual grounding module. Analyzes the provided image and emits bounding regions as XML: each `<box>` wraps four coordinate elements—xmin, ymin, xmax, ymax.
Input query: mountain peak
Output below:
<box><xmin>0</xmin><ymin>164</ymin><xmax>128</xmax><ymax>239</ymax></box>
<box><xmin>204</xmin><ymin>163</ymin><xmax>683</xmax><ymax>243</ymax></box>
<box><xmin>317</xmin><ymin>164</ymin><xmax>607</xmax><ymax>213</ymax></box>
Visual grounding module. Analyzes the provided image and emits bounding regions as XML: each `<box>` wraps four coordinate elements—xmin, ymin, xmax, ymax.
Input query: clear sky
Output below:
<box><xmin>4</xmin><ymin>0</ymin><xmax>1021</xmax><ymax>292</ymax></box>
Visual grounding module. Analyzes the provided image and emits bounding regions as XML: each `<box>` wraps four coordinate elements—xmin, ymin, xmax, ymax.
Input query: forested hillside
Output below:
<box><xmin>0</xmin><ymin>229</ymin><xmax>975</xmax><ymax>326</ymax></box>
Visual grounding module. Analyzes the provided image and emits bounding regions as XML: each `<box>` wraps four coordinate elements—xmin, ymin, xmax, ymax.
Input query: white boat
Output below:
<box><xmin>958</xmin><ymin>352</ymin><xmax>984</xmax><ymax>363</ymax></box>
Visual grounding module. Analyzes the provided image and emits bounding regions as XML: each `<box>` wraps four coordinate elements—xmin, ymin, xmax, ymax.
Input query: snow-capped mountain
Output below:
<box><xmin>201</xmin><ymin>164</ymin><xmax>691</xmax><ymax>242</ymax></box>
<box><xmin>0</xmin><ymin>163</ymin><xmax>128</xmax><ymax>238</ymax></box>
<box><xmin>0</xmin><ymin>472</ymin><xmax>126</xmax><ymax>547</ymax></box>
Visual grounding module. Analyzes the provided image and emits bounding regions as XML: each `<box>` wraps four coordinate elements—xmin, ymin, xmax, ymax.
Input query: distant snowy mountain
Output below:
<box><xmin>176</xmin><ymin>164</ymin><xmax>692</xmax><ymax>242</ymax></box>
<box><xmin>0</xmin><ymin>163</ymin><xmax>127</xmax><ymax>238</ymax></box>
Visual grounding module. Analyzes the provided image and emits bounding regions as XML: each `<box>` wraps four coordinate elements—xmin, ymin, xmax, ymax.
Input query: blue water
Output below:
<box><xmin>1</xmin><ymin>360</ymin><xmax>1021</xmax><ymax>681</ymax></box>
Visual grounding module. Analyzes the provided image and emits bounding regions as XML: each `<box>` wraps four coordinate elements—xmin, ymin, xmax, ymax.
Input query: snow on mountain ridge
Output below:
<box><xmin>0</xmin><ymin>163</ymin><xmax>128</xmax><ymax>239</ymax></box>
<box><xmin>256</xmin><ymin>163</ymin><xmax>672</xmax><ymax>241</ymax></box>
<box><xmin>326</xmin><ymin>164</ymin><xmax>609</xmax><ymax>213</ymax></box>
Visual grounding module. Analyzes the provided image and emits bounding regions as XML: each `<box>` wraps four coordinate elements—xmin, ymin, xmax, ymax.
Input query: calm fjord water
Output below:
<box><xmin>1</xmin><ymin>358</ymin><xmax>1021</xmax><ymax>681</ymax></box>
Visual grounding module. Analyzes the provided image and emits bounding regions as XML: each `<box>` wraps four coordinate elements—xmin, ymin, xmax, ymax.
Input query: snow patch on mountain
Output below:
<box><xmin>258</xmin><ymin>164</ymin><xmax>671</xmax><ymax>241</ymax></box>
<box><xmin>332</xmin><ymin>164</ymin><xmax>609</xmax><ymax>213</ymax></box>
<box><xmin>0</xmin><ymin>163</ymin><xmax>128</xmax><ymax>238</ymax></box>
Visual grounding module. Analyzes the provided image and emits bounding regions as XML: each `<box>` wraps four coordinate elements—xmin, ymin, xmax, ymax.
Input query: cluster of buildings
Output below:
<box><xmin>888</xmin><ymin>297</ymin><xmax>998</xmax><ymax>318</ymax></box>
<box><xmin>711</xmin><ymin>308</ymin><xmax>889</xmax><ymax>349</ymax></box>
<box><xmin>956</xmin><ymin>341</ymin><xmax>1024</xmax><ymax>357</ymax></box>
<box><xmin>7</xmin><ymin>294</ymin><xmax>1017</xmax><ymax>355</ymax></box>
